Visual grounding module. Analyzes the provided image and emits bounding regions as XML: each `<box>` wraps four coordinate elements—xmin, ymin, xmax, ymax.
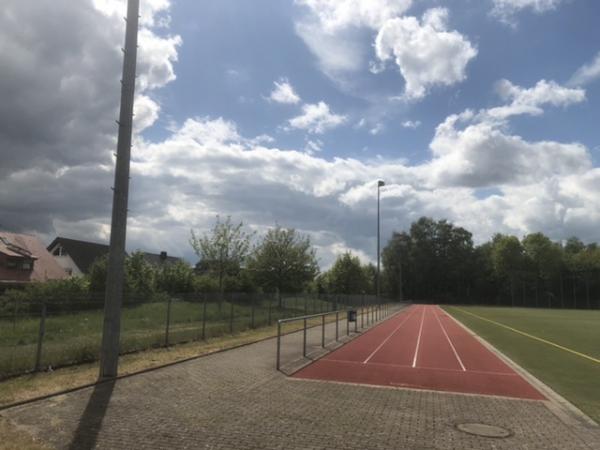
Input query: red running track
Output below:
<box><xmin>293</xmin><ymin>305</ymin><xmax>545</xmax><ymax>400</ymax></box>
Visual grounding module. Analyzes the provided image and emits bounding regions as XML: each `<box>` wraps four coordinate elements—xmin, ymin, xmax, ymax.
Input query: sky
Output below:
<box><xmin>1</xmin><ymin>0</ymin><xmax>600</xmax><ymax>269</ymax></box>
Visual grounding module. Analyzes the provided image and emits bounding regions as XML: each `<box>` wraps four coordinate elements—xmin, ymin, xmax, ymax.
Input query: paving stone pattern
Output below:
<box><xmin>4</xmin><ymin>313</ymin><xmax>600</xmax><ymax>450</ymax></box>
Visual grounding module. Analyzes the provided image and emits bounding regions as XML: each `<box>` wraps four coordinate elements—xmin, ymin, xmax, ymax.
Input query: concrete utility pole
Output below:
<box><xmin>99</xmin><ymin>0</ymin><xmax>140</xmax><ymax>379</ymax></box>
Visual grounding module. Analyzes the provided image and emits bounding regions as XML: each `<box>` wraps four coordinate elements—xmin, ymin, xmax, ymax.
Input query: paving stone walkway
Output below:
<box><xmin>3</xmin><ymin>313</ymin><xmax>600</xmax><ymax>450</ymax></box>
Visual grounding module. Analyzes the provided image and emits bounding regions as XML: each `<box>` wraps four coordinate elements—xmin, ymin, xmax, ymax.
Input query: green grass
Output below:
<box><xmin>0</xmin><ymin>296</ymin><xmax>337</xmax><ymax>378</ymax></box>
<box><xmin>444</xmin><ymin>306</ymin><xmax>600</xmax><ymax>423</ymax></box>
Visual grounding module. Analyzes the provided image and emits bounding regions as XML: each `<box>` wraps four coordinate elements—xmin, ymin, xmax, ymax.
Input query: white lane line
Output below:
<box><xmin>411</xmin><ymin>306</ymin><xmax>426</xmax><ymax>368</ymax></box>
<box><xmin>327</xmin><ymin>358</ymin><xmax>516</xmax><ymax>376</ymax></box>
<box><xmin>362</xmin><ymin>307</ymin><xmax>417</xmax><ymax>364</ymax></box>
<box><xmin>434</xmin><ymin>306</ymin><xmax>466</xmax><ymax>371</ymax></box>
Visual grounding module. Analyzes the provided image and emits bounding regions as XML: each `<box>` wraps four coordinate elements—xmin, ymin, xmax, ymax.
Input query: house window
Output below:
<box><xmin>21</xmin><ymin>261</ymin><xmax>32</xmax><ymax>270</ymax></box>
<box><xmin>53</xmin><ymin>246</ymin><xmax>64</xmax><ymax>256</ymax></box>
<box><xmin>6</xmin><ymin>260</ymin><xmax>17</xmax><ymax>269</ymax></box>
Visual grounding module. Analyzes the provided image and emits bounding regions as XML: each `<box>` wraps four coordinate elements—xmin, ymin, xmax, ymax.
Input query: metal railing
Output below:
<box><xmin>275</xmin><ymin>303</ymin><xmax>392</xmax><ymax>370</ymax></box>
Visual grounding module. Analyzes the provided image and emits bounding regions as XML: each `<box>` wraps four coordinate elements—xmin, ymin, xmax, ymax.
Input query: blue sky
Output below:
<box><xmin>2</xmin><ymin>0</ymin><xmax>600</xmax><ymax>268</ymax></box>
<box><xmin>146</xmin><ymin>0</ymin><xmax>600</xmax><ymax>165</ymax></box>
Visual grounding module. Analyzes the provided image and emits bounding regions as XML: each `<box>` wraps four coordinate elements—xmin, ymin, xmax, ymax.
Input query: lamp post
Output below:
<box><xmin>377</xmin><ymin>180</ymin><xmax>385</xmax><ymax>317</ymax></box>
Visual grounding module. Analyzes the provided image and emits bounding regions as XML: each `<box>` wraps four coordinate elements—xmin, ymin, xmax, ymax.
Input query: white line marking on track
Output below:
<box><xmin>327</xmin><ymin>358</ymin><xmax>516</xmax><ymax>376</ymax></box>
<box><xmin>434</xmin><ymin>306</ymin><xmax>466</xmax><ymax>371</ymax></box>
<box><xmin>362</xmin><ymin>307</ymin><xmax>417</xmax><ymax>364</ymax></box>
<box><xmin>412</xmin><ymin>306</ymin><xmax>426</xmax><ymax>368</ymax></box>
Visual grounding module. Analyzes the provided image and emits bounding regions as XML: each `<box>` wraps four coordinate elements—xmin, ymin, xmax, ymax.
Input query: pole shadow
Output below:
<box><xmin>67</xmin><ymin>380</ymin><xmax>116</xmax><ymax>450</ymax></box>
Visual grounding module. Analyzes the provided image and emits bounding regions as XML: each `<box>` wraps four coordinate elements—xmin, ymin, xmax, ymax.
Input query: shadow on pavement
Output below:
<box><xmin>68</xmin><ymin>380</ymin><xmax>116</xmax><ymax>450</ymax></box>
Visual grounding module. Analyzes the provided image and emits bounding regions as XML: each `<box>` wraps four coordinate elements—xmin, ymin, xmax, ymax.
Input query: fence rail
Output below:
<box><xmin>275</xmin><ymin>303</ymin><xmax>393</xmax><ymax>371</ymax></box>
<box><xmin>0</xmin><ymin>292</ymin><xmax>386</xmax><ymax>379</ymax></box>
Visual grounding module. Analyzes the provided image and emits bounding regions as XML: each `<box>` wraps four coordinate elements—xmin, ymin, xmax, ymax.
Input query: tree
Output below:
<box><xmin>571</xmin><ymin>246</ymin><xmax>600</xmax><ymax>309</ymax></box>
<box><xmin>248</xmin><ymin>226</ymin><xmax>318</xmax><ymax>304</ymax></box>
<box><xmin>190</xmin><ymin>216</ymin><xmax>253</xmax><ymax>304</ymax></box>
<box><xmin>490</xmin><ymin>234</ymin><xmax>523</xmax><ymax>306</ymax></box>
<box><xmin>327</xmin><ymin>252</ymin><xmax>369</xmax><ymax>295</ymax></box>
<box><xmin>382</xmin><ymin>231</ymin><xmax>410</xmax><ymax>300</ymax></box>
<box><xmin>155</xmin><ymin>261</ymin><xmax>195</xmax><ymax>294</ymax></box>
<box><xmin>522</xmin><ymin>233</ymin><xmax>562</xmax><ymax>307</ymax></box>
<box><xmin>382</xmin><ymin>218</ymin><xmax>475</xmax><ymax>301</ymax></box>
<box><xmin>88</xmin><ymin>252</ymin><xmax>155</xmax><ymax>299</ymax></box>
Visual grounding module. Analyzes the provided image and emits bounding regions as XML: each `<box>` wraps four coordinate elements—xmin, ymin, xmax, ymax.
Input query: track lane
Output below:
<box><xmin>367</xmin><ymin>305</ymin><xmax>422</xmax><ymax>366</ymax></box>
<box><xmin>434</xmin><ymin>306</ymin><xmax>513</xmax><ymax>374</ymax></box>
<box><xmin>416</xmin><ymin>306</ymin><xmax>463</xmax><ymax>371</ymax></box>
<box><xmin>321</xmin><ymin>305</ymin><xmax>415</xmax><ymax>363</ymax></box>
<box><xmin>293</xmin><ymin>303</ymin><xmax>545</xmax><ymax>400</ymax></box>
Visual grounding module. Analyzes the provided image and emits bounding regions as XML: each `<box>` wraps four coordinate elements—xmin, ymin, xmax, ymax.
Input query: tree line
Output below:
<box><xmin>382</xmin><ymin>216</ymin><xmax>600</xmax><ymax>309</ymax></box>
<box><xmin>4</xmin><ymin>215</ymin><xmax>599</xmax><ymax>310</ymax></box>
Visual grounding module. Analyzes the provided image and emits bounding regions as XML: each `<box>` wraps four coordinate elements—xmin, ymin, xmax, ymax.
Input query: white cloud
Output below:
<box><xmin>296</xmin><ymin>0</ymin><xmax>413</xmax><ymax>31</ymax></box>
<box><xmin>374</xmin><ymin>8</ymin><xmax>477</xmax><ymax>100</ymax></box>
<box><xmin>569</xmin><ymin>52</ymin><xmax>600</xmax><ymax>87</ymax></box>
<box><xmin>268</xmin><ymin>78</ymin><xmax>301</xmax><ymax>104</ymax></box>
<box><xmin>491</xmin><ymin>0</ymin><xmax>564</xmax><ymax>23</ymax></box>
<box><xmin>294</xmin><ymin>22</ymin><xmax>367</xmax><ymax>75</ymax></box>
<box><xmin>402</xmin><ymin>120</ymin><xmax>421</xmax><ymax>129</ymax></box>
<box><xmin>288</xmin><ymin>101</ymin><xmax>347</xmax><ymax>134</ymax></box>
<box><xmin>304</xmin><ymin>139</ymin><xmax>324</xmax><ymax>154</ymax></box>
<box><xmin>422</xmin><ymin>79</ymin><xmax>588</xmax><ymax>188</ymax></box>
<box><xmin>426</xmin><ymin>113</ymin><xmax>590</xmax><ymax>188</ymax></box>
<box><xmin>294</xmin><ymin>0</ymin><xmax>413</xmax><ymax>82</ymax></box>
<box><xmin>485</xmin><ymin>79</ymin><xmax>585</xmax><ymax>120</ymax></box>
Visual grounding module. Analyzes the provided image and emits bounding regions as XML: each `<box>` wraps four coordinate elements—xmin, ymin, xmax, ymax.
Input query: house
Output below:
<box><xmin>47</xmin><ymin>237</ymin><xmax>110</xmax><ymax>276</ymax></box>
<box><xmin>0</xmin><ymin>231</ymin><xmax>68</xmax><ymax>290</ymax></box>
<box><xmin>141</xmin><ymin>251</ymin><xmax>183</xmax><ymax>267</ymax></box>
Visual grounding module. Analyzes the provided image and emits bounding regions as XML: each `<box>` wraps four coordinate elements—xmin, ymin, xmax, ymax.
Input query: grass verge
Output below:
<box><xmin>444</xmin><ymin>306</ymin><xmax>600</xmax><ymax>424</ymax></box>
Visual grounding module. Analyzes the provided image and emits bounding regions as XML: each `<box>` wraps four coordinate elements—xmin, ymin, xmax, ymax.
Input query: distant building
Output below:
<box><xmin>47</xmin><ymin>237</ymin><xmax>110</xmax><ymax>276</ymax></box>
<box><xmin>0</xmin><ymin>231</ymin><xmax>68</xmax><ymax>290</ymax></box>
<box><xmin>141</xmin><ymin>251</ymin><xmax>184</xmax><ymax>267</ymax></box>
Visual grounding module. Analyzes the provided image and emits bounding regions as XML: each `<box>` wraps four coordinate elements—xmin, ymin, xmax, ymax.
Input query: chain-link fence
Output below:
<box><xmin>0</xmin><ymin>292</ymin><xmax>382</xmax><ymax>379</ymax></box>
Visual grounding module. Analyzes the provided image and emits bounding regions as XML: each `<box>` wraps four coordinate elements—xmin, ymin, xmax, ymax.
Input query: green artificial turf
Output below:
<box><xmin>444</xmin><ymin>305</ymin><xmax>600</xmax><ymax>424</ymax></box>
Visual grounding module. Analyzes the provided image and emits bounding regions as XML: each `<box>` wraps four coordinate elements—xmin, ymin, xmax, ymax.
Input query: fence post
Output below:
<box><xmin>251</xmin><ymin>295</ymin><xmax>255</xmax><ymax>329</ymax></box>
<box><xmin>165</xmin><ymin>296</ymin><xmax>172</xmax><ymax>347</ymax></box>
<box><xmin>229</xmin><ymin>298</ymin><xmax>234</xmax><ymax>334</ymax></box>
<box><xmin>321</xmin><ymin>315</ymin><xmax>325</xmax><ymax>348</ymax></box>
<box><xmin>361</xmin><ymin>306</ymin><xmax>364</xmax><ymax>329</ymax></box>
<box><xmin>34</xmin><ymin>303</ymin><xmax>47</xmax><ymax>372</ymax></box>
<box><xmin>346</xmin><ymin>312</ymin><xmax>349</xmax><ymax>336</ymax></box>
<box><xmin>268</xmin><ymin>295</ymin><xmax>272</xmax><ymax>326</ymax></box>
<box><xmin>276</xmin><ymin>320</ymin><xmax>281</xmax><ymax>370</ymax></box>
<box><xmin>355</xmin><ymin>313</ymin><xmax>358</xmax><ymax>333</ymax></box>
<box><xmin>335</xmin><ymin>311</ymin><xmax>339</xmax><ymax>341</ymax></box>
<box><xmin>303</xmin><ymin>318</ymin><xmax>307</xmax><ymax>357</ymax></box>
<box><xmin>201</xmin><ymin>293</ymin><xmax>208</xmax><ymax>340</ymax></box>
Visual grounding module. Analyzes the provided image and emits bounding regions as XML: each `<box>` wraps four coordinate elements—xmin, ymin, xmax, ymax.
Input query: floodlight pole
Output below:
<box><xmin>376</xmin><ymin>180</ymin><xmax>385</xmax><ymax>313</ymax></box>
<box><xmin>99</xmin><ymin>0</ymin><xmax>140</xmax><ymax>379</ymax></box>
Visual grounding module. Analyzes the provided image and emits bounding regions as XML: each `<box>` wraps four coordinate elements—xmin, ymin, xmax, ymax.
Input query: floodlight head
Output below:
<box><xmin>378</xmin><ymin>180</ymin><xmax>385</xmax><ymax>187</ymax></box>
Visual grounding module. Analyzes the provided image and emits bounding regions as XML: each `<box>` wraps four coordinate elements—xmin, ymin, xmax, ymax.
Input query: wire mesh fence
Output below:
<box><xmin>0</xmin><ymin>292</ymin><xmax>382</xmax><ymax>379</ymax></box>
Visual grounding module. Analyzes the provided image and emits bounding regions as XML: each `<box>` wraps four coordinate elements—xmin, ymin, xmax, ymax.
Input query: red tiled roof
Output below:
<box><xmin>0</xmin><ymin>231</ymin><xmax>68</xmax><ymax>285</ymax></box>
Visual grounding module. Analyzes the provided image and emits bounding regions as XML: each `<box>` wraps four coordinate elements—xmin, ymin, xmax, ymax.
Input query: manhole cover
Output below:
<box><xmin>455</xmin><ymin>422</ymin><xmax>512</xmax><ymax>438</ymax></box>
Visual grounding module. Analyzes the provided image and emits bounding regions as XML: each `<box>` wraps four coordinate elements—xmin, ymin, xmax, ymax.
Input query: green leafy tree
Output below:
<box><xmin>522</xmin><ymin>233</ymin><xmax>562</xmax><ymax>307</ymax></box>
<box><xmin>491</xmin><ymin>234</ymin><xmax>524</xmax><ymax>306</ymax></box>
<box><xmin>327</xmin><ymin>252</ymin><xmax>369</xmax><ymax>294</ymax></box>
<box><xmin>382</xmin><ymin>231</ymin><xmax>410</xmax><ymax>300</ymax></box>
<box><xmin>190</xmin><ymin>216</ymin><xmax>253</xmax><ymax>304</ymax></box>
<box><xmin>89</xmin><ymin>252</ymin><xmax>156</xmax><ymax>299</ymax></box>
<box><xmin>156</xmin><ymin>261</ymin><xmax>195</xmax><ymax>294</ymax></box>
<box><xmin>248</xmin><ymin>226</ymin><xmax>318</xmax><ymax>304</ymax></box>
<box><xmin>571</xmin><ymin>246</ymin><xmax>600</xmax><ymax>309</ymax></box>
<box><xmin>124</xmin><ymin>251</ymin><xmax>156</xmax><ymax>299</ymax></box>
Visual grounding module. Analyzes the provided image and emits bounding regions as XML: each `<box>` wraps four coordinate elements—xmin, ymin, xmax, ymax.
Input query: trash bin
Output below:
<box><xmin>347</xmin><ymin>310</ymin><xmax>357</xmax><ymax>322</ymax></box>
